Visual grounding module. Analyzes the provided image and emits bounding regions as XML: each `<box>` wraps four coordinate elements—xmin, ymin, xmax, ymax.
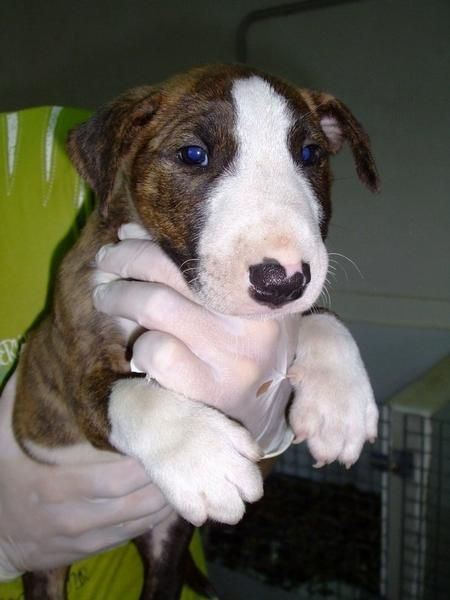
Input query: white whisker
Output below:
<box><xmin>179</xmin><ymin>257</ymin><xmax>200</xmax><ymax>271</ymax></box>
<box><xmin>329</xmin><ymin>257</ymin><xmax>349</xmax><ymax>281</ymax></box>
<box><xmin>181</xmin><ymin>266</ymin><xmax>199</xmax><ymax>275</ymax></box>
<box><xmin>329</xmin><ymin>252</ymin><xmax>364</xmax><ymax>279</ymax></box>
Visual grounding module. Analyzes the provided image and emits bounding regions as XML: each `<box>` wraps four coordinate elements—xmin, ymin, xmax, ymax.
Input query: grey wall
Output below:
<box><xmin>1</xmin><ymin>0</ymin><xmax>449</xmax><ymax>402</ymax></box>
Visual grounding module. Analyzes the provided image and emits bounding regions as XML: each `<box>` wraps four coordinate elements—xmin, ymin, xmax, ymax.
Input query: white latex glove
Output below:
<box><xmin>93</xmin><ymin>224</ymin><xmax>298</xmax><ymax>457</ymax></box>
<box><xmin>0</xmin><ymin>373</ymin><xmax>175</xmax><ymax>581</ymax></box>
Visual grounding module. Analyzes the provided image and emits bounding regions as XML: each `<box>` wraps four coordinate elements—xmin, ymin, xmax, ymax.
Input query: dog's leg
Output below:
<box><xmin>134</xmin><ymin>515</ymin><xmax>194</xmax><ymax>600</ymax></box>
<box><xmin>288</xmin><ymin>312</ymin><xmax>378</xmax><ymax>467</ymax></box>
<box><xmin>135</xmin><ymin>515</ymin><xmax>219</xmax><ymax>600</ymax></box>
<box><xmin>106</xmin><ymin>378</ymin><xmax>263</xmax><ymax>527</ymax></box>
<box><xmin>68</xmin><ymin>363</ymin><xmax>262</xmax><ymax>526</ymax></box>
<box><xmin>73</xmin><ymin>372</ymin><xmax>260</xmax><ymax>596</ymax></box>
<box><xmin>22</xmin><ymin>566</ymin><xmax>69</xmax><ymax>600</ymax></box>
<box><xmin>17</xmin><ymin>363</ymin><xmax>260</xmax><ymax>598</ymax></box>
<box><xmin>184</xmin><ymin>551</ymin><xmax>219</xmax><ymax>600</ymax></box>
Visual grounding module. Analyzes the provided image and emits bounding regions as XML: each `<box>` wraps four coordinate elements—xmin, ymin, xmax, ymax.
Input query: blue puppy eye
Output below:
<box><xmin>301</xmin><ymin>144</ymin><xmax>321</xmax><ymax>166</ymax></box>
<box><xmin>178</xmin><ymin>145</ymin><xmax>209</xmax><ymax>166</ymax></box>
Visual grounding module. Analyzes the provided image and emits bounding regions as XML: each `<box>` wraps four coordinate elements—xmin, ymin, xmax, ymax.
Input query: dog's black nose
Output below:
<box><xmin>249</xmin><ymin>260</ymin><xmax>311</xmax><ymax>307</ymax></box>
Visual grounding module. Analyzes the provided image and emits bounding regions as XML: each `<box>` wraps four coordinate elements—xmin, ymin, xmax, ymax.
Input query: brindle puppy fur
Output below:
<box><xmin>13</xmin><ymin>64</ymin><xmax>378</xmax><ymax>600</ymax></box>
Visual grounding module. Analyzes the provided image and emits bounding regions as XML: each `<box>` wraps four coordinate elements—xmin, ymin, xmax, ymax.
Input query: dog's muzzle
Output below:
<box><xmin>249</xmin><ymin>260</ymin><xmax>311</xmax><ymax>307</ymax></box>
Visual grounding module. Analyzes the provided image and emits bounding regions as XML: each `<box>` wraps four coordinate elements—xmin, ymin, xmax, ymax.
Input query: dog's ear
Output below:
<box><xmin>310</xmin><ymin>92</ymin><xmax>380</xmax><ymax>192</ymax></box>
<box><xmin>67</xmin><ymin>86</ymin><xmax>161</xmax><ymax>214</ymax></box>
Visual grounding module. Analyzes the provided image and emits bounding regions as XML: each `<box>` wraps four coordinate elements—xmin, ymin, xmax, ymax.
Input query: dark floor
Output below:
<box><xmin>207</xmin><ymin>562</ymin><xmax>372</xmax><ymax>600</ymax></box>
<box><xmin>203</xmin><ymin>473</ymin><xmax>381</xmax><ymax>600</ymax></box>
<box><xmin>208</xmin><ymin>562</ymin><xmax>295</xmax><ymax>600</ymax></box>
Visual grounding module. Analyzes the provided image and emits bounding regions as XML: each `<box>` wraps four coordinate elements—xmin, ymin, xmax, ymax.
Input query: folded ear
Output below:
<box><xmin>310</xmin><ymin>92</ymin><xmax>380</xmax><ymax>192</ymax></box>
<box><xmin>67</xmin><ymin>86</ymin><xmax>161</xmax><ymax>214</ymax></box>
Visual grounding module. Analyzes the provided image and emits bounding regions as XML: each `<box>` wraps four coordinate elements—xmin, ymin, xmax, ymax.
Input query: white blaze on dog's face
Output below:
<box><xmin>69</xmin><ymin>65</ymin><xmax>378</xmax><ymax>318</ymax></box>
<box><xmin>196</xmin><ymin>76</ymin><xmax>328</xmax><ymax>317</ymax></box>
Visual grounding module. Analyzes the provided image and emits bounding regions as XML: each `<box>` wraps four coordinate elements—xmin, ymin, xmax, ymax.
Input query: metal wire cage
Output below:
<box><xmin>204</xmin><ymin>356</ymin><xmax>450</xmax><ymax>599</ymax></box>
<box><xmin>382</xmin><ymin>357</ymin><xmax>450</xmax><ymax>600</ymax></box>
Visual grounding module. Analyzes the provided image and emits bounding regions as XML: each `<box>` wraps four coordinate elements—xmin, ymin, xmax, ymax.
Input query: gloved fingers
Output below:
<box><xmin>1</xmin><ymin>376</ymin><xmax>154</xmax><ymax>507</ymax></box>
<box><xmin>88</xmin><ymin>482</ymin><xmax>170</xmax><ymax>529</ymax></box>
<box><xmin>0</xmin><ymin>373</ymin><xmax>154</xmax><ymax>502</ymax></box>
<box><xmin>48</xmin><ymin>483</ymin><xmax>171</xmax><ymax>538</ymax></box>
<box><xmin>132</xmin><ymin>331</ymin><xmax>219</xmax><ymax>402</ymax></box>
<box><xmin>113</xmin><ymin>503</ymin><xmax>175</xmax><ymax>535</ymax></box>
<box><xmin>67</xmin><ymin>508</ymin><xmax>176</xmax><ymax>559</ymax></box>
<box><xmin>91</xmin><ymin>482</ymin><xmax>170</xmax><ymax>531</ymax></box>
<box><xmin>95</xmin><ymin>238</ymin><xmax>193</xmax><ymax>298</ymax></box>
<box><xmin>0</xmin><ymin>376</ymin><xmax>144</xmax><ymax>503</ymax></box>
<box><xmin>79</xmin><ymin>457</ymin><xmax>153</xmax><ymax>499</ymax></box>
<box><xmin>39</xmin><ymin>456</ymin><xmax>153</xmax><ymax>503</ymax></box>
<box><xmin>108</xmin><ymin>503</ymin><xmax>176</xmax><ymax>544</ymax></box>
<box><xmin>93</xmin><ymin>280</ymin><xmax>219</xmax><ymax>348</ymax></box>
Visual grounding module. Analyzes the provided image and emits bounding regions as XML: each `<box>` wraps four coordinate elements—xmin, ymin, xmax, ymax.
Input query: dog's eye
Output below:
<box><xmin>301</xmin><ymin>144</ymin><xmax>321</xmax><ymax>166</ymax></box>
<box><xmin>178</xmin><ymin>145</ymin><xmax>209</xmax><ymax>167</ymax></box>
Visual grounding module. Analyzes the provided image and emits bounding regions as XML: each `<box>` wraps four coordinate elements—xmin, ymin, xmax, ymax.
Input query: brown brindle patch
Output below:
<box><xmin>129</xmin><ymin>81</ymin><xmax>239</xmax><ymax>268</ymax></box>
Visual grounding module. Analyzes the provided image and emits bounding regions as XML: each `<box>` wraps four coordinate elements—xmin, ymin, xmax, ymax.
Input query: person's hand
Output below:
<box><xmin>93</xmin><ymin>224</ymin><xmax>298</xmax><ymax>457</ymax></box>
<box><xmin>0</xmin><ymin>373</ymin><xmax>175</xmax><ymax>581</ymax></box>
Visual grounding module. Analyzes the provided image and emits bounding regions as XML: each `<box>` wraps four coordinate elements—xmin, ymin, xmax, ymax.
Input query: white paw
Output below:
<box><xmin>151</xmin><ymin>408</ymin><xmax>263</xmax><ymax>526</ymax></box>
<box><xmin>290</xmin><ymin>313</ymin><xmax>378</xmax><ymax>468</ymax></box>
<box><xmin>109</xmin><ymin>379</ymin><xmax>263</xmax><ymax>526</ymax></box>
<box><xmin>289</xmin><ymin>359</ymin><xmax>378</xmax><ymax>468</ymax></box>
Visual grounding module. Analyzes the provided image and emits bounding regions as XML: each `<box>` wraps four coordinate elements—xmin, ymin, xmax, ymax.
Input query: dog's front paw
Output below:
<box><xmin>108</xmin><ymin>379</ymin><xmax>263</xmax><ymax>527</ymax></box>
<box><xmin>289</xmin><ymin>359</ymin><xmax>378</xmax><ymax>468</ymax></box>
<box><xmin>289</xmin><ymin>314</ymin><xmax>378</xmax><ymax>468</ymax></box>
<box><xmin>150</xmin><ymin>405</ymin><xmax>263</xmax><ymax>526</ymax></box>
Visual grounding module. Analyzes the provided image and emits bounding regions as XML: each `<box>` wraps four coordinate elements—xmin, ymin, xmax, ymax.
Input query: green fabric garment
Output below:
<box><xmin>0</xmin><ymin>107</ymin><xmax>205</xmax><ymax>600</ymax></box>
<box><xmin>0</xmin><ymin>106</ymin><xmax>94</xmax><ymax>383</ymax></box>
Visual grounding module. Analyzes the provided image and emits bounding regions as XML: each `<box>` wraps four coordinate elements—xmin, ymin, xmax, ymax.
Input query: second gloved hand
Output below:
<box><xmin>0</xmin><ymin>373</ymin><xmax>175</xmax><ymax>581</ymax></box>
